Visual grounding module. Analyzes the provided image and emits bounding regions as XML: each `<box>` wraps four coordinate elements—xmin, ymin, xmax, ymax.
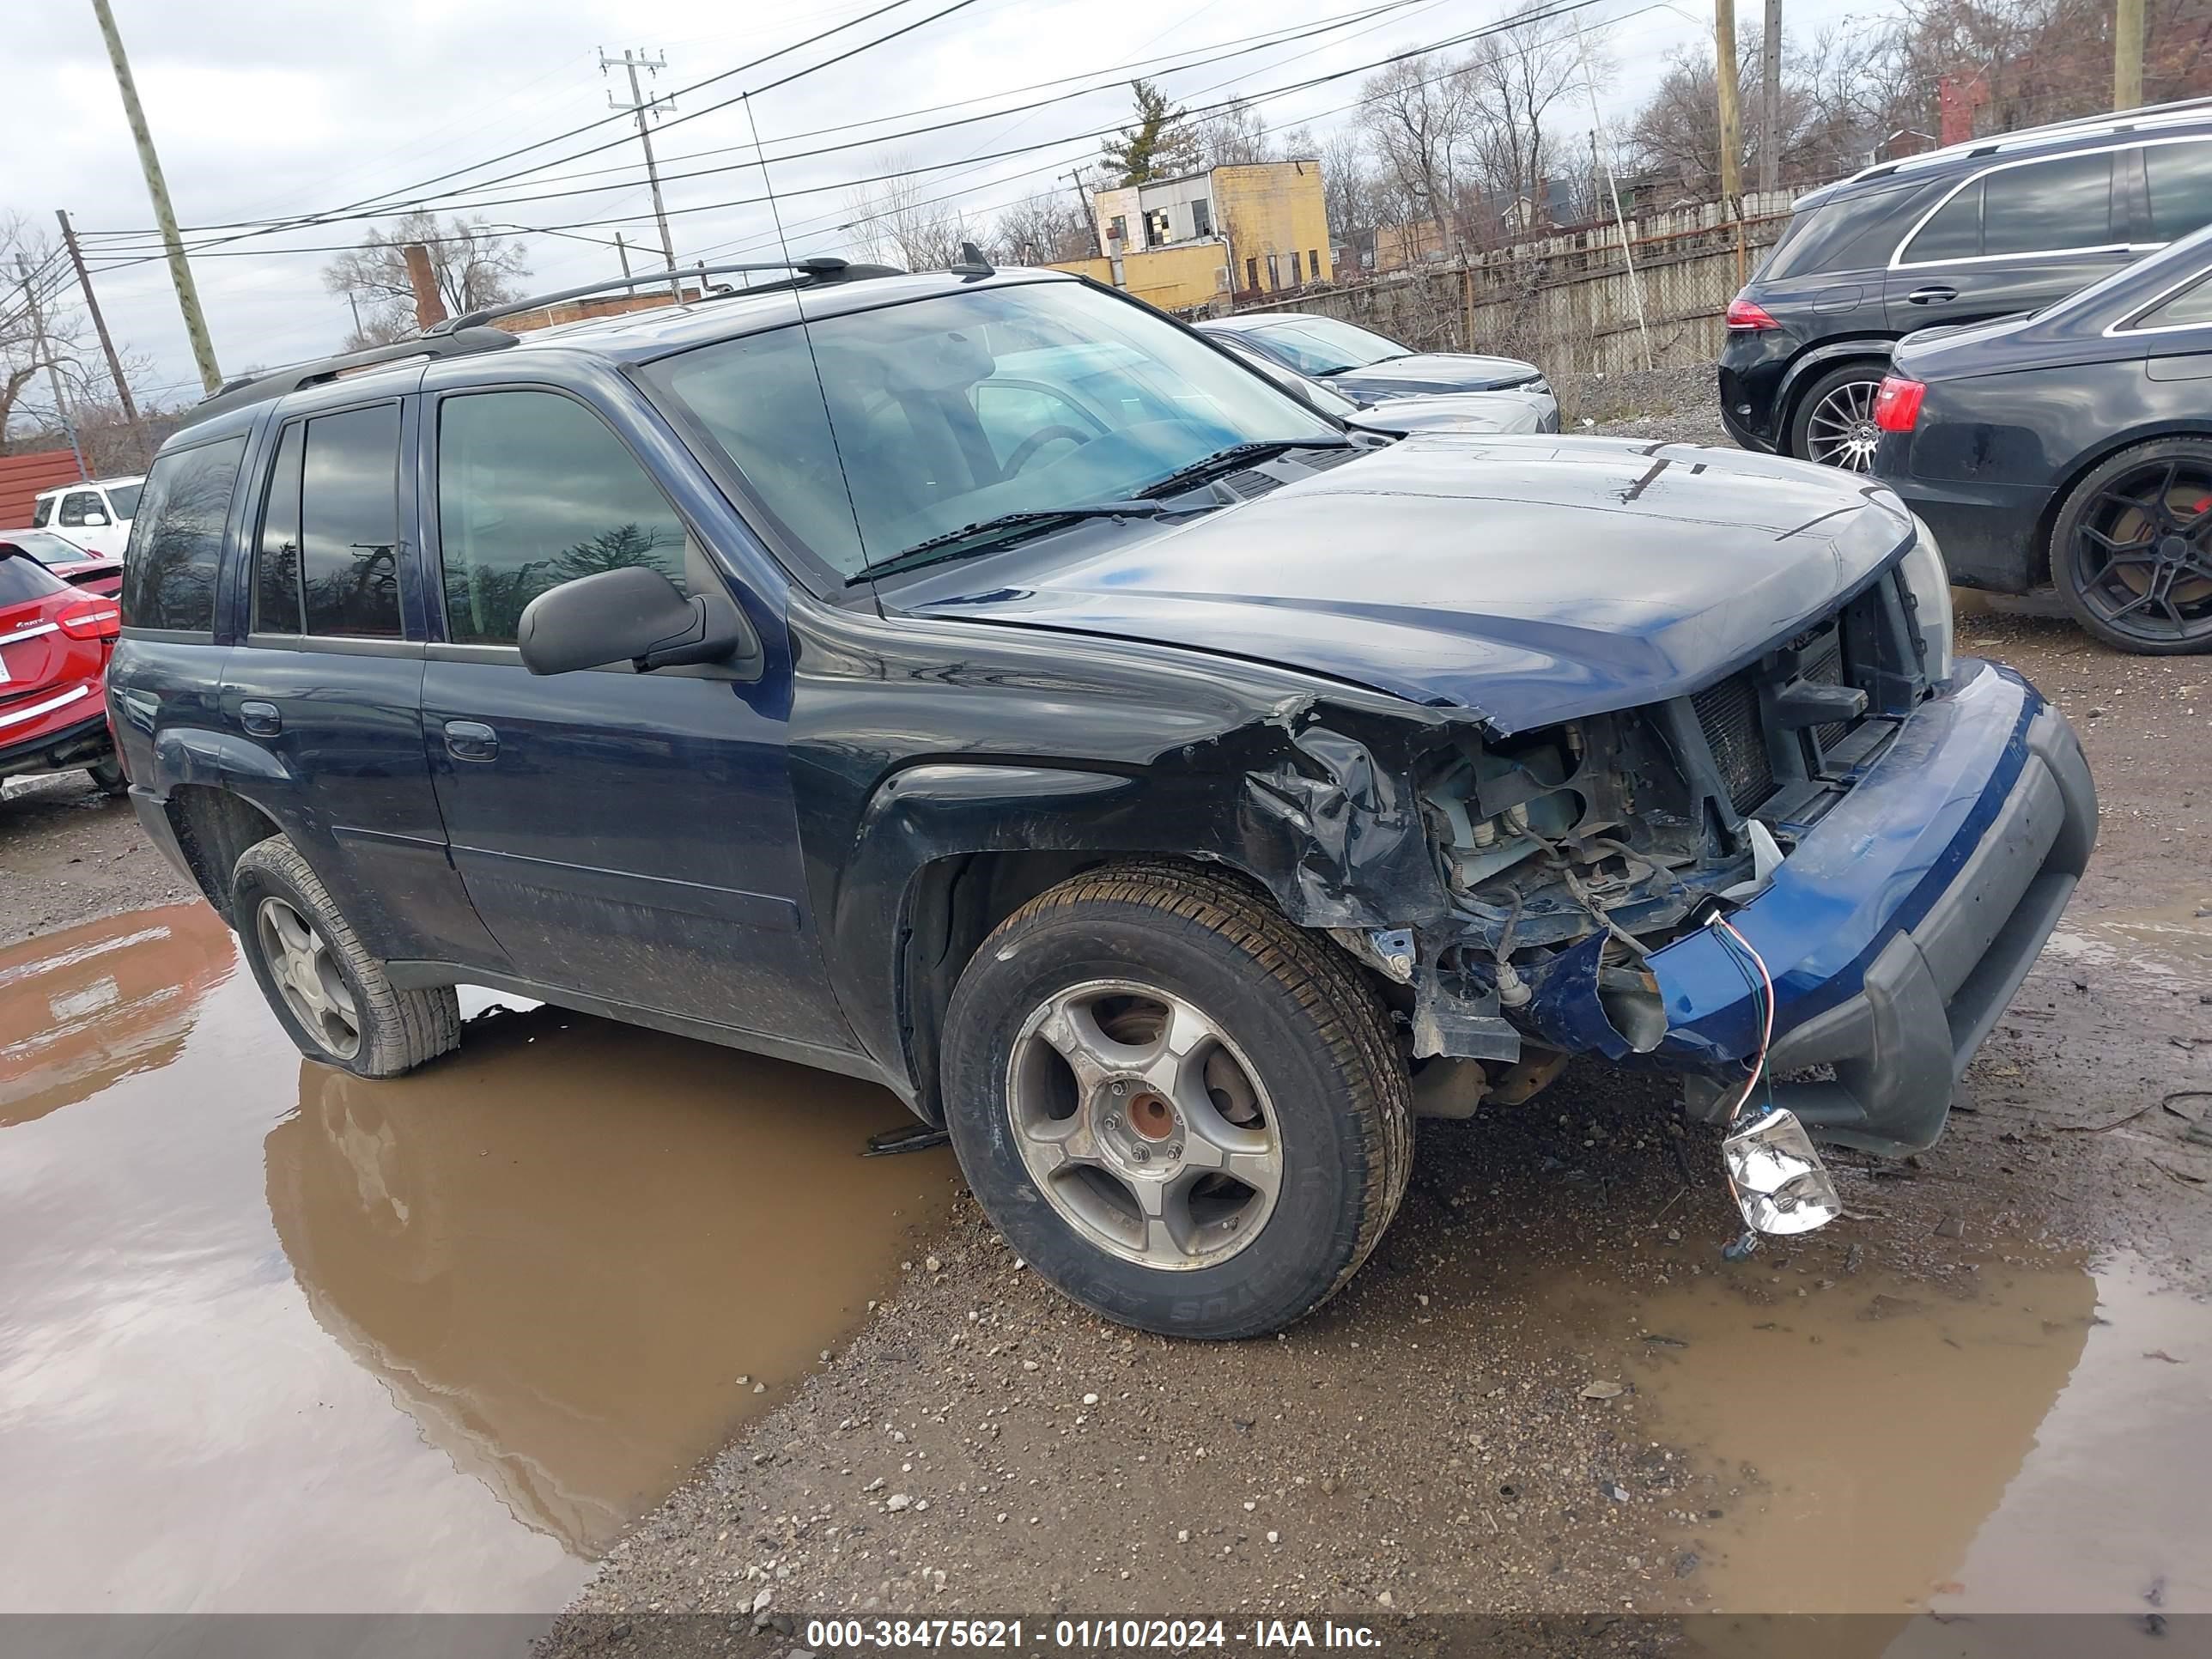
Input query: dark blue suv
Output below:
<box><xmin>110</xmin><ymin>260</ymin><xmax>2095</xmax><ymax>1338</ymax></box>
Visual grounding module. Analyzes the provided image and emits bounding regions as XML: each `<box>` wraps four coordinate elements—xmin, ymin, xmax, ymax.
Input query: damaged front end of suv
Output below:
<box><xmin>1227</xmin><ymin>518</ymin><xmax>2088</xmax><ymax>1239</ymax></box>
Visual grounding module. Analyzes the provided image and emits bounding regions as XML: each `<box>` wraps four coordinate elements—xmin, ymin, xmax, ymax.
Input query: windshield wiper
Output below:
<box><xmin>1137</xmin><ymin>437</ymin><xmax>1352</xmax><ymax>498</ymax></box>
<box><xmin>848</xmin><ymin>501</ymin><xmax>1169</xmax><ymax>585</ymax></box>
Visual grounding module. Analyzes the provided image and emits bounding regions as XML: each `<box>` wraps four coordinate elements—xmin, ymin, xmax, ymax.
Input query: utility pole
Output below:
<box><xmin>2114</xmin><ymin>0</ymin><xmax>2145</xmax><ymax>110</ymax></box>
<box><xmin>614</xmin><ymin>232</ymin><xmax>632</xmax><ymax>280</ymax></box>
<box><xmin>55</xmin><ymin>209</ymin><xmax>147</xmax><ymax>465</ymax></box>
<box><xmin>88</xmin><ymin>0</ymin><xmax>222</xmax><ymax>395</ymax></box>
<box><xmin>16</xmin><ymin>258</ymin><xmax>88</xmax><ymax>480</ymax></box>
<box><xmin>600</xmin><ymin>48</ymin><xmax>681</xmax><ymax>297</ymax></box>
<box><xmin>1759</xmin><ymin>0</ymin><xmax>1783</xmax><ymax>197</ymax></box>
<box><xmin>1714</xmin><ymin>0</ymin><xmax>1749</xmax><ymax>284</ymax></box>
<box><xmin>1065</xmin><ymin>167</ymin><xmax>1101</xmax><ymax>257</ymax></box>
<box><xmin>1577</xmin><ymin>26</ymin><xmax>1654</xmax><ymax>372</ymax></box>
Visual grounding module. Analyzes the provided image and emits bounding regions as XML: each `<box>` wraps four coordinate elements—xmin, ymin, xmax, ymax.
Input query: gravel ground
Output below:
<box><xmin>0</xmin><ymin>771</ymin><xmax>192</xmax><ymax>949</ymax></box>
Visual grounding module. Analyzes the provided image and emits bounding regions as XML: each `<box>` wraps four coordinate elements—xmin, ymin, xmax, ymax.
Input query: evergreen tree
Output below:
<box><xmin>1100</xmin><ymin>81</ymin><xmax>1201</xmax><ymax>185</ymax></box>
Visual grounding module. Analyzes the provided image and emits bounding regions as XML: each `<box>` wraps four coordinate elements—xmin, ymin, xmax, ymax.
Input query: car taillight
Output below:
<box><xmin>1725</xmin><ymin>297</ymin><xmax>1781</xmax><ymax>331</ymax></box>
<box><xmin>1873</xmin><ymin>376</ymin><xmax>1927</xmax><ymax>434</ymax></box>
<box><xmin>56</xmin><ymin>599</ymin><xmax>122</xmax><ymax>641</ymax></box>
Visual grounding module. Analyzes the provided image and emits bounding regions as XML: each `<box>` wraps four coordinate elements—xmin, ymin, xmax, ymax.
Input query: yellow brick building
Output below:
<box><xmin>1050</xmin><ymin>159</ymin><xmax>1332</xmax><ymax>312</ymax></box>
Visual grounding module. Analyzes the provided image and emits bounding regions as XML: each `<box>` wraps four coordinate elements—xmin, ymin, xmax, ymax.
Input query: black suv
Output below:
<box><xmin>1720</xmin><ymin>98</ymin><xmax>2212</xmax><ymax>469</ymax></box>
<box><xmin>109</xmin><ymin>260</ymin><xmax>2091</xmax><ymax>1340</ymax></box>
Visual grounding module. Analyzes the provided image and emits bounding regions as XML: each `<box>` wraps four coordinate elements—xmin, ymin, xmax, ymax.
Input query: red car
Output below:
<box><xmin>0</xmin><ymin>528</ymin><xmax>124</xmax><ymax>598</ymax></box>
<box><xmin>0</xmin><ymin>543</ymin><xmax>124</xmax><ymax>794</ymax></box>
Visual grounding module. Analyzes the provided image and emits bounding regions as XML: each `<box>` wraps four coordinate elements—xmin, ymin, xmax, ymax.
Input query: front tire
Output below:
<box><xmin>2049</xmin><ymin>437</ymin><xmax>2212</xmax><ymax>653</ymax></box>
<box><xmin>941</xmin><ymin>861</ymin><xmax>1412</xmax><ymax>1339</ymax></box>
<box><xmin>88</xmin><ymin>757</ymin><xmax>128</xmax><ymax>798</ymax></box>
<box><xmin>232</xmin><ymin>836</ymin><xmax>460</xmax><ymax>1078</ymax></box>
<box><xmin>1788</xmin><ymin>363</ymin><xmax>1887</xmax><ymax>471</ymax></box>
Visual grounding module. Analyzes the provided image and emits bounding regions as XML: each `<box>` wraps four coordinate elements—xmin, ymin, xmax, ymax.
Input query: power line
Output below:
<box><xmin>91</xmin><ymin>0</ymin><xmax>1626</xmax><ymax>264</ymax></box>
<box><xmin>77</xmin><ymin>0</ymin><xmax>978</xmax><ymax>247</ymax></box>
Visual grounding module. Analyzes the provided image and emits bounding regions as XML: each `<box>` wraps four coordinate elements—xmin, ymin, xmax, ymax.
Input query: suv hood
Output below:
<box><xmin>1351</xmin><ymin>390</ymin><xmax>1549</xmax><ymax>436</ymax></box>
<box><xmin>1327</xmin><ymin>352</ymin><xmax>1540</xmax><ymax>397</ymax></box>
<box><xmin>903</xmin><ymin>435</ymin><xmax>1915</xmax><ymax>733</ymax></box>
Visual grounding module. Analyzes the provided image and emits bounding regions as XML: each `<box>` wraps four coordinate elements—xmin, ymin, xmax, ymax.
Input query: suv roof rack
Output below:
<box><xmin>1846</xmin><ymin>94</ymin><xmax>2212</xmax><ymax>185</ymax></box>
<box><xmin>169</xmin><ymin>257</ymin><xmax>901</xmax><ymax>441</ymax></box>
<box><xmin>179</xmin><ymin>327</ymin><xmax>524</xmax><ymax>431</ymax></box>
<box><xmin>428</xmin><ymin>256</ymin><xmax>877</xmax><ymax>334</ymax></box>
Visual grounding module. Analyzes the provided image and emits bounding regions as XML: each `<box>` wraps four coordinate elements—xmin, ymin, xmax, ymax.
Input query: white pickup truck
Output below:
<box><xmin>27</xmin><ymin>475</ymin><xmax>143</xmax><ymax>560</ymax></box>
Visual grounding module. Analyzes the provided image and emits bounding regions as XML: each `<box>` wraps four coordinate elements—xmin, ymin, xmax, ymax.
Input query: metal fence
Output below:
<box><xmin>1224</xmin><ymin>189</ymin><xmax>1816</xmax><ymax>377</ymax></box>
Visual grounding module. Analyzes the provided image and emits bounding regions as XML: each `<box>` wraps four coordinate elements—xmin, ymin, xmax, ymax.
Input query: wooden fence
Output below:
<box><xmin>1224</xmin><ymin>188</ymin><xmax>1817</xmax><ymax>377</ymax></box>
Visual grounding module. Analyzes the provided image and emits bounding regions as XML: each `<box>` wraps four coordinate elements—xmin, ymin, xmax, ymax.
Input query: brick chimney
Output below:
<box><xmin>402</xmin><ymin>243</ymin><xmax>448</xmax><ymax>330</ymax></box>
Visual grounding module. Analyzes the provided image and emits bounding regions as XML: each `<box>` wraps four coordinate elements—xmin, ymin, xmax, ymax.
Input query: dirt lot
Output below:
<box><xmin>3</xmin><ymin>404</ymin><xmax>2208</xmax><ymax>1653</ymax></box>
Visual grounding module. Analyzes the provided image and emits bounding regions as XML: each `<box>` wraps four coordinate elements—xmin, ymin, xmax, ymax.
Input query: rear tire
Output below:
<box><xmin>232</xmin><ymin>836</ymin><xmax>460</xmax><ymax>1078</ymax></box>
<box><xmin>2049</xmin><ymin>436</ymin><xmax>2212</xmax><ymax>654</ymax></box>
<box><xmin>1788</xmin><ymin>362</ymin><xmax>1887</xmax><ymax>471</ymax></box>
<box><xmin>941</xmin><ymin>860</ymin><xmax>1412</xmax><ymax>1339</ymax></box>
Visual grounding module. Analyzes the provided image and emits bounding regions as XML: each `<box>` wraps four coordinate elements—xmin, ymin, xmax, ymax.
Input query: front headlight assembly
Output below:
<box><xmin>1899</xmin><ymin>514</ymin><xmax>1955</xmax><ymax>684</ymax></box>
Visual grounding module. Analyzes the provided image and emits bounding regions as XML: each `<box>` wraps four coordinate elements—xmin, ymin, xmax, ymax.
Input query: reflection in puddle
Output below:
<box><xmin>0</xmin><ymin>906</ymin><xmax>948</xmax><ymax>1612</ymax></box>
<box><xmin>268</xmin><ymin>1006</ymin><xmax>955</xmax><ymax>1554</ymax></box>
<box><xmin>1553</xmin><ymin>1249</ymin><xmax>2211</xmax><ymax>1620</ymax></box>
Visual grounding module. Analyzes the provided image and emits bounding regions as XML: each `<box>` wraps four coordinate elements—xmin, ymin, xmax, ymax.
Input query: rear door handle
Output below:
<box><xmin>1905</xmin><ymin>285</ymin><xmax>1958</xmax><ymax>305</ymax></box>
<box><xmin>240</xmin><ymin>700</ymin><xmax>281</xmax><ymax>737</ymax></box>
<box><xmin>443</xmin><ymin>719</ymin><xmax>500</xmax><ymax>762</ymax></box>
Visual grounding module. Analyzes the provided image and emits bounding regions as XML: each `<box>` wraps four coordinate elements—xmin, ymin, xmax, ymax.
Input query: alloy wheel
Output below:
<box><xmin>1006</xmin><ymin>980</ymin><xmax>1282</xmax><ymax>1270</ymax></box>
<box><xmin>1804</xmin><ymin>378</ymin><xmax>1882</xmax><ymax>471</ymax></box>
<box><xmin>256</xmin><ymin>896</ymin><xmax>363</xmax><ymax>1060</ymax></box>
<box><xmin>2069</xmin><ymin>459</ymin><xmax>2212</xmax><ymax>647</ymax></box>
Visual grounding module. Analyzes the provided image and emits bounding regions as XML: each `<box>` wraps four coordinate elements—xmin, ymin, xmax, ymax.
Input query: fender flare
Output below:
<box><xmin>1775</xmin><ymin>337</ymin><xmax>1899</xmax><ymax>441</ymax></box>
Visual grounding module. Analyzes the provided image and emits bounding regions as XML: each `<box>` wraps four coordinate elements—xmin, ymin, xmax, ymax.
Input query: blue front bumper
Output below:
<box><xmin>1650</xmin><ymin>659</ymin><xmax>2096</xmax><ymax>1153</ymax></box>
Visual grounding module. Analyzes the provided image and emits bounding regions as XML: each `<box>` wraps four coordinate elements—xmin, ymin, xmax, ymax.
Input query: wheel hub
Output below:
<box><xmin>1004</xmin><ymin>981</ymin><xmax>1283</xmax><ymax>1271</ymax></box>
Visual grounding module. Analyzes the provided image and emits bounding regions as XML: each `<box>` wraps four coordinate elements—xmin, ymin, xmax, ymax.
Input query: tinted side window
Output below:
<box><xmin>1904</xmin><ymin>181</ymin><xmax>1983</xmax><ymax>263</ymax></box>
<box><xmin>434</xmin><ymin>391</ymin><xmax>688</xmax><ymax>647</ymax></box>
<box><xmin>1981</xmin><ymin>152</ymin><xmax>2115</xmax><ymax>256</ymax></box>
<box><xmin>301</xmin><ymin>404</ymin><xmax>403</xmax><ymax>639</ymax></box>
<box><xmin>2145</xmin><ymin>142</ymin><xmax>2212</xmax><ymax>241</ymax></box>
<box><xmin>106</xmin><ymin>483</ymin><xmax>143</xmax><ymax>520</ymax></box>
<box><xmin>2134</xmin><ymin>268</ymin><xmax>2212</xmax><ymax>329</ymax></box>
<box><xmin>121</xmin><ymin>436</ymin><xmax>246</xmax><ymax>634</ymax></box>
<box><xmin>30</xmin><ymin>497</ymin><xmax>52</xmax><ymax>528</ymax></box>
<box><xmin>58</xmin><ymin>492</ymin><xmax>95</xmax><ymax>526</ymax></box>
<box><xmin>252</xmin><ymin>422</ymin><xmax>305</xmax><ymax>633</ymax></box>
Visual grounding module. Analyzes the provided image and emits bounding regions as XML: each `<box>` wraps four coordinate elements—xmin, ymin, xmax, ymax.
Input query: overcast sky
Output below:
<box><xmin>7</xmin><ymin>0</ymin><xmax>1867</xmax><ymax>410</ymax></box>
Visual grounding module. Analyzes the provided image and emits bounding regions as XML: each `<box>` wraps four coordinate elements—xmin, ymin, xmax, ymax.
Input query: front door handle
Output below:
<box><xmin>443</xmin><ymin>719</ymin><xmax>500</xmax><ymax>762</ymax></box>
<box><xmin>1905</xmin><ymin>284</ymin><xmax>1958</xmax><ymax>305</ymax></box>
<box><xmin>240</xmin><ymin>700</ymin><xmax>281</xmax><ymax>737</ymax></box>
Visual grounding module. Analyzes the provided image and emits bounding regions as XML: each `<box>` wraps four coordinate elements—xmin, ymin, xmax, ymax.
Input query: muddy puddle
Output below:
<box><xmin>1545</xmin><ymin>1245</ymin><xmax>2211</xmax><ymax>1625</ymax></box>
<box><xmin>0</xmin><ymin>903</ymin><xmax>951</xmax><ymax>1613</ymax></box>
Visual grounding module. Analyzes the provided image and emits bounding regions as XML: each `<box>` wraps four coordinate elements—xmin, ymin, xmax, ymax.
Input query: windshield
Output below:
<box><xmin>3</xmin><ymin>531</ymin><xmax>93</xmax><ymax>566</ymax></box>
<box><xmin>106</xmin><ymin>483</ymin><xmax>143</xmax><ymax>520</ymax></box>
<box><xmin>1216</xmin><ymin>340</ymin><xmax>1365</xmax><ymax>417</ymax></box>
<box><xmin>647</xmin><ymin>281</ymin><xmax>1338</xmax><ymax>577</ymax></box>
<box><xmin>1243</xmin><ymin>316</ymin><xmax>1409</xmax><ymax>376</ymax></box>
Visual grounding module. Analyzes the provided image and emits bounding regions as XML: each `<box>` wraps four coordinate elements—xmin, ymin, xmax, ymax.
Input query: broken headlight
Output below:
<box><xmin>1899</xmin><ymin>515</ymin><xmax>1955</xmax><ymax>684</ymax></box>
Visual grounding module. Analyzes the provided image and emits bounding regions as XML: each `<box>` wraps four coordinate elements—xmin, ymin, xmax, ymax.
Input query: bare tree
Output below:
<box><xmin>993</xmin><ymin>191</ymin><xmax>1091</xmax><ymax>264</ymax></box>
<box><xmin>843</xmin><ymin>160</ymin><xmax>982</xmax><ymax>271</ymax></box>
<box><xmin>1195</xmin><ymin>97</ymin><xmax>1273</xmax><ymax>168</ymax></box>
<box><xmin>1460</xmin><ymin>4</ymin><xmax>1590</xmax><ymax>237</ymax></box>
<box><xmin>1358</xmin><ymin>54</ymin><xmax>1476</xmax><ymax>260</ymax></box>
<box><xmin>1</xmin><ymin>216</ymin><xmax>91</xmax><ymax>453</ymax></box>
<box><xmin>322</xmin><ymin>211</ymin><xmax>531</xmax><ymax>349</ymax></box>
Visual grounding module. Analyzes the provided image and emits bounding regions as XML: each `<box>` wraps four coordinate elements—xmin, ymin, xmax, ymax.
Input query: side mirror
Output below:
<box><xmin>516</xmin><ymin>566</ymin><xmax>759</xmax><ymax>678</ymax></box>
<box><xmin>82</xmin><ymin>512</ymin><xmax>108</xmax><ymax>527</ymax></box>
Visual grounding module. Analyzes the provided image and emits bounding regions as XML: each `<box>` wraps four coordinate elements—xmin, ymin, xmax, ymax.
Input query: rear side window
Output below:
<box><xmin>1981</xmin><ymin>152</ymin><xmax>2114</xmax><ymax>255</ymax></box>
<box><xmin>434</xmin><ymin>390</ymin><xmax>689</xmax><ymax>646</ymax></box>
<box><xmin>301</xmin><ymin>404</ymin><xmax>403</xmax><ymax>638</ymax></box>
<box><xmin>0</xmin><ymin>553</ymin><xmax>69</xmax><ymax>606</ymax></box>
<box><xmin>122</xmin><ymin>436</ymin><xmax>246</xmax><ymax>635</ymax></box>
<box><xmin>30</xmin><ymin>497</ymin><xmax>52</xmax><ymax>528</ymax></box>
<box><xmin>2145</xmin><ymin>142</ymin><xmax>2212</xmax><ymax>241</ymax></box>
<box><xmin>2132</xmin><ymin>267</ymin><xmax>2212</xmax><ymax>329</ymax></box>
<box><xmin>1904</xmin><ymin>151</ymin><xmax>2117</xmax><ymax>263</ymax></box>
<box><xmin>1904</xmin><ymin>183</ymin><xmax>1982</xmax><ymax>263</ymax></box>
